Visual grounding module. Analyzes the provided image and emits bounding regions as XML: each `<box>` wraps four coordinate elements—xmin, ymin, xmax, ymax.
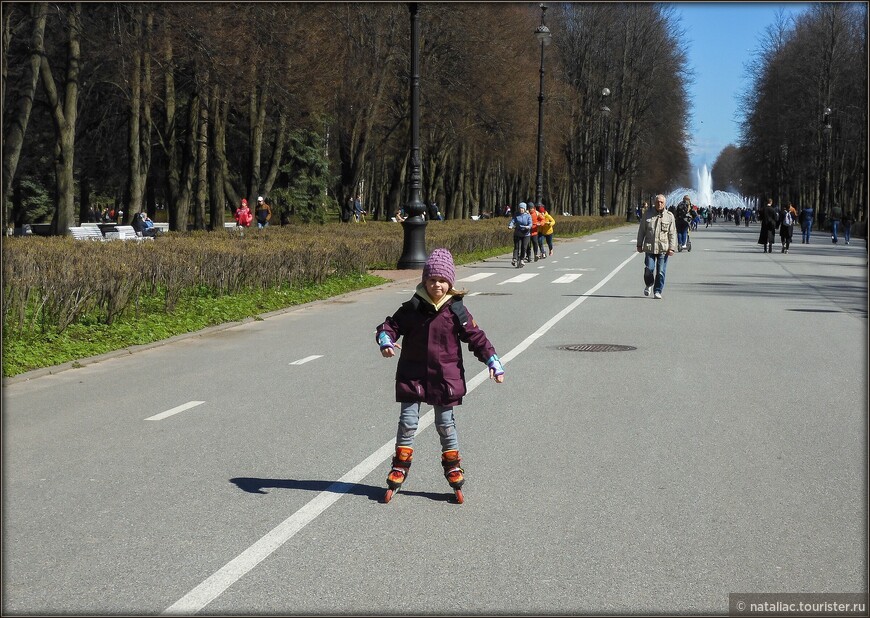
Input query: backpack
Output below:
<box><xmin>784</xmin><ymin>211</ymin><xmax>793</xmax><ymax>226</ymax></box>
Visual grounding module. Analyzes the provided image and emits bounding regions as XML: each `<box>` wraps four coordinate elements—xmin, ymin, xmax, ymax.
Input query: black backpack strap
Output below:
<box><xmin>402</xmin><ymin>295</ymin><xmax>422</xmax><ymax>312</ymax></box>
<box><xmin>449</xmin><ymin>296</ymin><xmax>468</xmax><ymax>328</ymax></box>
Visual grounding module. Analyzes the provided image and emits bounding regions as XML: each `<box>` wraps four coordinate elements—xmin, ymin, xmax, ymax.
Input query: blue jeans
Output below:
<box><xmin>677</xmin><ymin>229</ymin><xmax>688</xmax><ymax>247</ymax></box>
<box><xmin>644</xmin><ymin>253</ymin><xmax>669</xmax><ymax>293</ymax></box>
<box><xmin>802</xmin><ymin>221</ymin><xmax>813</xmax><ymax>243</ymax></box>
<box><xmin>396</xmin><ymin>402</ymin><xmax>458</xmax><ymax>451</ymax></box>
<box><xmin>257</xmin><ymin>221</ymin><xmax>269</xmax><ymax>229</ymax></box>
<box><xmin>843</xmin><ymin>223</ymin><xmax>851</xmax><ymax>243</ymax></box>
<box><xmin>831</xmin><ymin>219</ymin><xmax>840</xmax><ymax>243</ymax></box>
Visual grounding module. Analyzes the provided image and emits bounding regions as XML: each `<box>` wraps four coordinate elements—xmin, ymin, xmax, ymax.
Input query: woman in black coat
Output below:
<box><xmin>757</xmin><ymin>198</ymin><xmax>777</xmax><ymax>253</ymax></box>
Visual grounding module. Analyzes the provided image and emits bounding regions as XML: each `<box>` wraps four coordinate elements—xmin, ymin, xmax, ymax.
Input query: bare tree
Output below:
<box><xmin>37</xmin><ymin>2</ymin><xmax>81</xmax><ymax>234</ymax></box>
<box><xmin>2</xmin><ymin>3</ymin><xmax>46</xmax><ymax>231</ymax></box>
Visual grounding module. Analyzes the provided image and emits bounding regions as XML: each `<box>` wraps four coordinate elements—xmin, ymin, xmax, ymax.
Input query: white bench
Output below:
<box><xmin>70</xmin><ymin>226</ymin><xmax>106</xmax><ymax>241</ymax></box>
<box><xmin>116</xmin><ymin>225</ymin><xmax>152</xmax><ymax>241</ymax></box>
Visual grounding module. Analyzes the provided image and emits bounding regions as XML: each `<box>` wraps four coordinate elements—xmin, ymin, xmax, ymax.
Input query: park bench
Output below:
<box><xmin>69</xmin><ymin>226</ymin><xmax>106</xmax><ymax>241</ymax></box>
<box><xmin>106</xmin><ymin>225</ymin><xmax>152</xmax><ymax>241</ymax></box>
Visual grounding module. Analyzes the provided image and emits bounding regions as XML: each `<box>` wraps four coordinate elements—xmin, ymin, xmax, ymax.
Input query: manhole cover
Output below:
<box><xmin>559</xmin><ymin>344</ymin><xmax>637</xmax><ymax>352</ymax></box>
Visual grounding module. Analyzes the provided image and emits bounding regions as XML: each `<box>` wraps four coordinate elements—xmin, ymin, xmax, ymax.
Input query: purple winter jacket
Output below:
<box><xmin>376</xmin><ymin>290</ymin><xmax>497</xmax><ymax>407</ymax></box>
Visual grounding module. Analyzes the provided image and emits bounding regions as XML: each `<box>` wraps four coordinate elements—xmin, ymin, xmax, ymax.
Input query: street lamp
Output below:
<box><xmin>599</xmin><ymin>87</ymin><xmax>611</xmax><ymax>216</ymax></box>
<box><xmin>821</xmin><ymin>106</ymin><xmax>832</xmax><ymax>229</ymax></box>
<box><xmin>534</xmin><ymin>4</ymin><xmax>552</xmax><ymax>207</ymax></box>
<box><xmin>397</xmin><ymin>3</ymin><xmax>427</xmax><ymax>269</ymax></box>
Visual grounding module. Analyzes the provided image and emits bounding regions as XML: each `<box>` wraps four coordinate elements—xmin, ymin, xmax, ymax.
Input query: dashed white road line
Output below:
<box><xmin>289</xmin><ymin>355</ymin><xmax>323</xmax><ymax>365</ymax></box>
<box><xmin>145</xmin><ymin>401</ymin><xmax>205</xmax><ymax>422</ymax></box>
<box><xmin>552</xmin><ymin>273</ymin><xmax>583</xmax><ymax>284</ymax></box>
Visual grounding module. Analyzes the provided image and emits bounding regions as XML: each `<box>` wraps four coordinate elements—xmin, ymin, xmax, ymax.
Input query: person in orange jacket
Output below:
<box><xmin>525</xmin><ymin>200</ymin><xmax>545</xmax><ymax>262</ymax></box>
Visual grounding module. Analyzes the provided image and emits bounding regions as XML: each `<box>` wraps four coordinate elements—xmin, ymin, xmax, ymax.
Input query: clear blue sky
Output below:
<box><xmin>673</xmin><ymin>2</ymin><xmax>812</xmax><ymax>173</ymax></box>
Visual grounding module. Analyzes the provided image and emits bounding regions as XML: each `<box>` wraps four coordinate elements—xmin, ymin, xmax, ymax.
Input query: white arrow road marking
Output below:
<box><xmin>498</xmin><ymin>273</ymin><xmax>538</xmax><ymax>285</ymax></box>
<box><xmin>552</xmin><ymin>274</ymin><xmax>583</xmax><ymax>283</ymax></box>
<box><xmin>145</xmin><ymin>401</ymin><xmax>205</xmax><ymax>421</ymax></box>
<box><xmin>289</xmin><ymin>355</ymin><xmax>323</xmax><ymax>365</ymax></box>
<box><xmin>162</xmin><ymin>251</ymin><xmax>640</xmax><ymax>615</ymax></box>
<box><xmin>456</xmin><ymin>272</ymin><xmax>496</xmax><ymax>282</ymax></box>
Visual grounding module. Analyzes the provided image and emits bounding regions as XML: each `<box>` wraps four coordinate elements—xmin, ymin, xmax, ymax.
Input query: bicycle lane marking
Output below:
<box><xmin>162</xmin><ymin>251</ymin><xmax>640</xmax><ymax>615</ymax></box>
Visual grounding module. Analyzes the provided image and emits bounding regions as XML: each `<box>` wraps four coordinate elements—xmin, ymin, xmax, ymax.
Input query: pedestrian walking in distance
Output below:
<box><xmin>636</xmin><ymin>194</ymin><xmax>676</xmax><ymax>299</ymax></box>
<box><xmin>509</xmin><ymin>203</ymin><xmax>532</xmax><ymax>268</ymax></box>
<box><xmin>375</xmin><ymin>248</ymin><xmax>505</xmax><ymax>504</ymax></box>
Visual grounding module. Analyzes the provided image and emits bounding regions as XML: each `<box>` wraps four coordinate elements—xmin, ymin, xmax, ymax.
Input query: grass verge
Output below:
<box><xmin>2</xmin><ymin>273</ymin><xmax>387</xmax><ymax>377</ymax></box>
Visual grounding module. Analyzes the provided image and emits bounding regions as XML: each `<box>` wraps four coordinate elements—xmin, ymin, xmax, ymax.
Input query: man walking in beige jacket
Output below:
<box><xmin>636</xmin><ymin>194</ymin><xmax>677</xmax><ymax>299</ymax></box>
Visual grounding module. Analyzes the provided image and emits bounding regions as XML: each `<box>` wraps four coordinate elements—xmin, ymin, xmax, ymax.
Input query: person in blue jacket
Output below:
<box><xmin>508</xmin><ymin>203</ymin><xmax>532</xmax><ymax>268</ymax></box>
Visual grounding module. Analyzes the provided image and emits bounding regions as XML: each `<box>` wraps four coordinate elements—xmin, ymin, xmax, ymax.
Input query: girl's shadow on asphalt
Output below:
<box><xmin>229</xmin><ymin>477</ymin><xmax>455</xmax><ymax>503</ymax></box>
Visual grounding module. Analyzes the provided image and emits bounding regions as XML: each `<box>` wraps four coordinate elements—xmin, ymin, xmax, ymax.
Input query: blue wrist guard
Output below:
<box><xmin>377</xmin><ymin>331</ymin><xmax>394</xmax><ymax>349</ymax></box>
<box><xmin>487</xmin><ymin>354</ymin><xmax>504</xmax><ymax>376</ymax></box>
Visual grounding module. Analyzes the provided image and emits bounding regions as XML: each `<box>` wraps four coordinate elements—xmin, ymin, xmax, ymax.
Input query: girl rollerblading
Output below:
<box><xmin>376</xmin><ymin>248</ymin><xmax>504</xmax><ymax>503</ymax></box>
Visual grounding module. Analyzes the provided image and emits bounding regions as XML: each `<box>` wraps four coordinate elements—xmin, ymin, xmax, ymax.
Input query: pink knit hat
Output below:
<box><xmin>422</xmin><ymin>248</ymin><xmax>455</xmax><ymax>288</ymax></box>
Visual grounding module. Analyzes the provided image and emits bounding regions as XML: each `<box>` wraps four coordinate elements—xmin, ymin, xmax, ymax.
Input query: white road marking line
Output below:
<box><xmin>498</xmin><ymin>273</ymin><xmax>538</xmax><ymax>285</ymax></box>
<box><xmin>145</xmin><ymin>401</ymin><xmax>205</xmax><ymax>422</ymax></box>
<box><xmin>456</xmin><ymin>272</ymin><xmax>496</xmax><ymax>282</ymax></box>
<box><xmin>466</xmin><ymin>291</ymin><xmax>482</xmax><ymax>296</ymax></box>
<box><xmin>552</xmin><ymin>274</ymin><xmax>583</xmax><ymax>283</ymax></box>
<box><xmin>162</xmin><ymin>251</ymin><xmax>639</xmax><ymax>615</ymax></box>
<box><xmin>607</xmin><ymin>239</ymin><xmax>619</xmax><ymax>243</ymax></box>
<box><xmin>289</xmin><ymin>355</ymin><xmax>323</xmax><ymax>365</ymax></box>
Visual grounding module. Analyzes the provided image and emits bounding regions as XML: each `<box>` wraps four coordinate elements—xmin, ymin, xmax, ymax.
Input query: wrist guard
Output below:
<box><xmin>487</xmin><ymin>354</ymin><xmax>505</xmax><ymax>376</ymax></box>
<box><xmin>377</xmin><ymin>331</ymin><xmax>394</xmax><ymax>350</ymax></box>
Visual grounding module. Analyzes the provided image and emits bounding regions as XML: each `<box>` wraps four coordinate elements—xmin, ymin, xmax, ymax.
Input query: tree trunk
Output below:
<box><xmin>2</xmin><ymin>2</ymin><xmax>46</xmax><ymax>231</ymax></box>
<box><xmin>39</xmin><ymin>2</ymin><xmax>80</xmax><ymax>235</ymax></box>
<box><xmin>170</xmin><ymin>92</ymin><xmax>199</xmax><ymax>231</ymax></box>
<box><xmin>262</xmin><ymin>109</ymin><xmax>287</xmax><ymax>197</ymax></box>
<box><xmin>127</xmin><ymin>5</ymin><xmax>152</xmax><ymax>217</ymax></box>
<box><xmin>162</xmin><ymin>17</ymin><xmax>180</xmax><ymax>227</ymax></box>
<box><xmin>209</xmin><ymin>83</ymin><xmax>226</xmax><ymax>230</ymax></box>
<box><xmin>248</xmin><ymin>78</ymin><xmax>267</xmax><ymax>201</ymax></box>
<box><xmin>194</xmin><ymin>78</ymin><xmax>209</xmax><ymax>230</ymax></box>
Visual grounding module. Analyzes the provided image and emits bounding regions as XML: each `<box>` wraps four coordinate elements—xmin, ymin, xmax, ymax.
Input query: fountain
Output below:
<box><xmin>664</xmin><ymin>164</ymin><xmax>748</xmax><ymax>211</ymax></box>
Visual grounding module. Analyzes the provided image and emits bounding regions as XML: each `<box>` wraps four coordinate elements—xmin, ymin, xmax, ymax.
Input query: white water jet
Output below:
<box><xmin>664</xmin><ymin>165</ymin><xmax>748</xmax><ymax>211</ymax></box>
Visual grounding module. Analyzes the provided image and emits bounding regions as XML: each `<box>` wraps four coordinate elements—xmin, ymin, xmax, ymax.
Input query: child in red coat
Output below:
<box><xmin>234</xmin><ymin>198</ymin><xmax>252</xmax><ymax>227</ymax></box>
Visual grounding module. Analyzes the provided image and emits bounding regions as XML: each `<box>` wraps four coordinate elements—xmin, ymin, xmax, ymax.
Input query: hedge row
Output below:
<box><xmin>2</xmin><ymin>216</ymin><xmax>624</xmax><ymax>335</ymax></box>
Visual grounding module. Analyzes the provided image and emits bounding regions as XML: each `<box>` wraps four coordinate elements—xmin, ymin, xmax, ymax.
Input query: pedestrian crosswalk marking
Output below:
<box><xmin>552</xmin><ymin>274</ymin><xmax>583</xmax><ymax>283</ymax></box>
<box><xmin>456</xmin><ymin>272</ymin><xmax>496</xmax><ymax>282</ymax></box>
<box><xmin>498</xmin><ymin>273</ymin><xmax>538</xmax><ymax>285</ymax></box>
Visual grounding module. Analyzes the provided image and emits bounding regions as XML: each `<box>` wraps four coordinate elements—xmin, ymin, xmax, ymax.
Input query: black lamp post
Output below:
<box><xmin>599</xmin><ymin>87</ymin><xmax>611</xmax><ymax>216</ymax></box>
<box><xmin>821</xmin><ymin>106</ymin><xmax>832</xmax><ymax>229</ymax></box>
<box><xmin>397</xmin><ymin>3</ymin><xmax>427</xmax><ymax>269</ymax></box>
<box><xmin>534</xmin><ymin>4</ymin><xmax>552</xmax><ymax>207</ymax></box>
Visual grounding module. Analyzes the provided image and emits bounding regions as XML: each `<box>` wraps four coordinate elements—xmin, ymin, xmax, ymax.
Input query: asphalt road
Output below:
<box><xmin>2</xmin><ymin>221</ymin><xmax>867</xmax><ymax>615</ymax></box>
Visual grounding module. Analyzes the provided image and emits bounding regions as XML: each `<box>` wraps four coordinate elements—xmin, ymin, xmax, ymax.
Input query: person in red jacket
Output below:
<box><xmin>525</xmin><ymin>200</ymin><xmax>545</xmax><ymax>262</ymax></box>
<box><xmin>375</xmin><ymin>248</ymin><xmax>504</xmax><ymax>503</ymax></box>
<box><xmin>235</xmin><ymin>198</ymin><xmax>252</xmax><ymax>228</ymax></box>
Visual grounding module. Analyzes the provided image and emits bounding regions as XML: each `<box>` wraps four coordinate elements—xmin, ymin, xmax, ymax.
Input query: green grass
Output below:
<box><xmin>2</xmin><ymin>273</ymin><xmax>387</xmax><ymax>377</ymax></box>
